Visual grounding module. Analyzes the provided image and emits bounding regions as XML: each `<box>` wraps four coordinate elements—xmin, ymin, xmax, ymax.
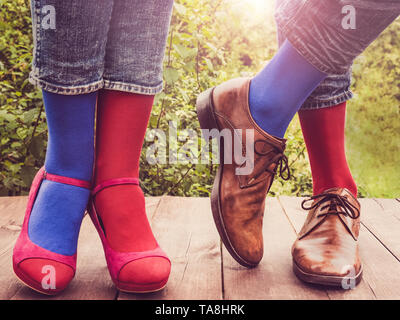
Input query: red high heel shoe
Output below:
<box><xmin>88</xmin><ymin>178</ymin><xmax>171</xmax><ymax>293</ymax></box>
<box><xmin>13</xmin><ymin>167</ymin><xmax>91</xmax><ymax>295</ymax></box>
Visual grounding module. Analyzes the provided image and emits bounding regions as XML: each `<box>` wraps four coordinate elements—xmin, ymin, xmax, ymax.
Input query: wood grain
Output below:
<box><xmin>118</xmin><ymin>196</ymin><xmax>222</xmax><ymax>300</ymax></box>
<box><xmin>1</xmin><ymin>195</ymin><xmax>400</xmax><ymax>300</ymax></box>
<box><xmin>222</xmin><ymin>197</ymin><xmax>329</xmax><ymax>299</ymax></box>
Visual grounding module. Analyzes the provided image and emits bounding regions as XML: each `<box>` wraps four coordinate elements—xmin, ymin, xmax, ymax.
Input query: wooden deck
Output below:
<box><xmin>1</xmin><ymin>195</ymin><xmax>400</xmax><ymax>300</ymax></box>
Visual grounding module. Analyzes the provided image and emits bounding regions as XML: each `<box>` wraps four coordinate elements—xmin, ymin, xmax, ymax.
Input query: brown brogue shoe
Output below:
<box><xmin>292</xmin><ymin>187</ymin><xmax>362</xmax><ymax>287</ymax></box>
<box><xmin>196</xmin><ymin>78</ymin><xmax>290</xmax><ymax>267</ymax></box>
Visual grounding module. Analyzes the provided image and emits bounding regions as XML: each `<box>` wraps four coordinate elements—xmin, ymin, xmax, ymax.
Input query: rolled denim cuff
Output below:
<box><xmin>103</xmin><ymin>80</ymin><xmax>163</xmax><ymax>95</ymax></box>
<box><xmin>300</xmin><ymin>89</ymin><xmax>353</xmax><ymax>110</ymax></box>
<box><xmin>29</xmin><ymin>73</ymin><xmax>164</xmax><ymax>96</ymax></box>
<box><xmin>300</xmin><ymin>68</ymin><xmax>353</xmax><ymax>109</ymax></box>
<box><xmin>29</xmin><ymin>73</ymin><xmax>103</xmax><ymax>95</ymax></box>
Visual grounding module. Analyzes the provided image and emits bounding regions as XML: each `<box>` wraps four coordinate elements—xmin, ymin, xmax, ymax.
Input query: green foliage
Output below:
<box><xmin>0</xmin><ymin>0</ymin><xmax>398</xmax><ymax>198</ymax></box>
<box><xmin>0</xmin><ymin>0</ymin><xmax>46</xmax><ymax>196</ymax></box>
<box><xmin>140</xmin><ymin>0</ymin><xmax>312</xmax><ymax>197</ymax></box>
<box><xmin>347</xmin><ymin>19</ymin><xmax>400</xmax><ymax>198</ymax></box>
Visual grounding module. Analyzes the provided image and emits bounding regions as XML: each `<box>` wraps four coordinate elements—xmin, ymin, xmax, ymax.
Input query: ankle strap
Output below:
<box><xmin>44</xmin><ymin>171</ymin><xmax>91</xmax><ymax>189</ymax></box>
<box><xmin>92</xmin><ymin>178</ymin><xmax>139</xmax><ymax>196</ymax></box>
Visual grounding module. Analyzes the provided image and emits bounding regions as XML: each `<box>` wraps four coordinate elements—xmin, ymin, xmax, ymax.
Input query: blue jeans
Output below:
<box><xmin>275</xmin><ymin>0</ymin><xmax>400</xmax><ymax>74</ymax></box>
<box><xmin>276</xmin><ymin>0</ymin><xmax>399</xmax><ymax>110</ymax></box>
<box><xmin>29</xmin><ymin>0</ymin><xmax>174</xmax><ymax>95</ymax></box>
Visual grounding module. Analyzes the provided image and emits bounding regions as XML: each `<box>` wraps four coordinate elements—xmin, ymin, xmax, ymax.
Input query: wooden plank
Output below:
<box><xmin>359</xmin><ymin>198</ymin><xmax>400</xmax><ymax>261</ymax></box>
<box><xmin>119</xmin><ymin>196</ymin><xmax>223</xmax><ymax>300</ymax></box>
<box><xmin>0</xmin><ymin>196</ymin><xmax>27</xmax><ymax>230</ymax></box>
<box><xmin>373</xmin><ymin>198</ymin><xmax>400</xmax><ymax>221</ymax></box>
<box><xmin>222</xmin><ymin>197</ymin><xmax>329</xmax><ymax>299</ymax></box>
<box><xmin>278</xmin><ymin>196</ymin><xmax>400</xmax><ymax>299</ymax></box>
<box><xmin>0</xmin><ymin>196</ymin><xmax>27</xmax><ymax>299</ymax></box>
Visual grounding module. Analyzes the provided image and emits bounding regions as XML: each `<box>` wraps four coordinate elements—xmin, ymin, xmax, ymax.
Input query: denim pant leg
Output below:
<box><xmin>276</xmin><ymin>0</ymin><xmax>400</xmax><ymax>74</ymax></box>
<box><xmin>29</xmin><ymin>0</ymin><xmax>114</xmax><ymax>94</ymax></box>
<box><xmin>103</xmin><ymin>0</ymin><xmax>174</xmax><ymax>95</ymax></box>
<box><xmin>276</xmin><ymin>0</ymin><xmax>353</xmax><ymax>109</ymax></box>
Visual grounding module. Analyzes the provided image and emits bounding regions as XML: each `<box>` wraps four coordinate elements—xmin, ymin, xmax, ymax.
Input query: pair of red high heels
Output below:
<box><xmin>13</xmin><ymin>167</ymin><xmax>170</xmax><ymax>295</ymax></box>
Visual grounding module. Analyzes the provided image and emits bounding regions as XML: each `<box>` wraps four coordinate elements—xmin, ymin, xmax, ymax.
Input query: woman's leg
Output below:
<box><xmin>94</xmin><ymin>90</ymin><xmax>170</xmax><ymax>284</ymax></box>
<box><xmin>14</xmin><ymin>0</ymin><xmax>113</xmax><ymax>293</ymax></box>
<box><xmin>93</xmin><ymin>0</ymin><xmax>174</xmax><ymax>291</ymax></box>
<box><xmin>22</xmin><ymin>91</ymin><xmax>96</xmax><ymax>283</ymax></box>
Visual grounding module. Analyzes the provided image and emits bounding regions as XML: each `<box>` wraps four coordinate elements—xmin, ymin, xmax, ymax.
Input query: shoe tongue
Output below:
<box><xmin>322</xmin><ymin>187</ymin><xmax>354</xmax><ymax>198</ymax></box>
<box><xmin>322</xmin><ymin>187</ymin><xmax>345</xmax><ymax>195</ymax></box>
<box><xmin>322</xmin><ymin>187</ymin><xmax>358</xmax><ymax>204</ymax></box>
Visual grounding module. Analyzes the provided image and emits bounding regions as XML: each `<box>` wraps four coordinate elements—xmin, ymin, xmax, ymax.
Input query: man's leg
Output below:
<box><xmin>299</xmin><ymin>103</ymin><xmax>357</xmax><ymax>197</ymax></box>
<box><xmin>273</xmin><ymin>0</ymin><xmax>399</xmax><ymax>287</ymax></box>
<box><xmin>275</xmin><ymin>0</ymin><xmax>357</xmax><ymax>197</ymax></box>
<box><xmin>196</xmin><ymin>0</ymin><xmax>398</xmax><ymax>272</ymax></box>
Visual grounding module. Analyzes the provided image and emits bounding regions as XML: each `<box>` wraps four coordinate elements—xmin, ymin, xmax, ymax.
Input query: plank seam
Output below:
<box><xmin>150</xmin><ymin>196</ymin><xmax>164</xmax><ymax>221</ymax></box>
<box><xmin>361</xmin><ymin>221</ymin><xmax>400</xmax><ymax>264</ymax></box>
<box><xmin>372</xmin><ymin>198</ymin><xmax>385</xmax><ymax>210</ymax></box>
<box><xmin>220</xmin><ymin>240</ymin><xmax>225</xmax><ymax>300</ymax></box>
<box><xmin>276</xmin><ymin>196</ymin><xmax>299</xmax><ymax>235</ymax></box>
<box><xmin>365</xmin><ymin>281</ymin><xmax>377</xmax><ymax>299</ymax></box>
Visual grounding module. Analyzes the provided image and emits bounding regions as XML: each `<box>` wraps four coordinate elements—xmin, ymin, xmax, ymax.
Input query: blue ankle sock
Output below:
<box><xmin>28</xmin><ymin>91</ymin><xmax>97</xmax><ymax>255</ymax></box>
<box><xmin>249</xmin><ymin>40</ymin><xmax>326</xmax><ymax>138</ymax></box>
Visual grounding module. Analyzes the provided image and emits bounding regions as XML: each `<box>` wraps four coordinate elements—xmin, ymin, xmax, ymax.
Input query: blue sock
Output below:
<box><xmin>28</xmin><ymin>91</ymin><xmax>97</xmax><ymax>255</ymax></box>
<box><xmin>249</xmin><ymin>40</ymin><xmax>326</xmax><ymax>138</ymax></box>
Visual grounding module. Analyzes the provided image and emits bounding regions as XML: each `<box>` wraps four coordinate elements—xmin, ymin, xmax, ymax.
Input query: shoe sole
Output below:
<box><xmin>292</xmin><ymin>259</ymin><xmax>363</xmax><ymax>288</ymax></box>
<box><xmin>196</xmin><ymin>88</ymin><xmax>258</xmax><ymax>269</ymax></box>
<box><xmin>14</xmin><ymin>264</ymin><xmax>166</xmax><ymax>295</ymax></box>
<box><xmin>118</xmin><ymin>283</ymin><xmax>167</xmax><ymax>294</ymax></box>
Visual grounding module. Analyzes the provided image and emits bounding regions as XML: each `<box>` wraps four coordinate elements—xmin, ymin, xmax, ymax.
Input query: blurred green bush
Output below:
<box><xmin>0</xmin><ymin>0</ymin><xmax>398</xmax><ymax>198</ymax></box>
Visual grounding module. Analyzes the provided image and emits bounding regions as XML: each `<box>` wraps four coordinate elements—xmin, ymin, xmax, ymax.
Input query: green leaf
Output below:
<box><xmin>164</xmin><ymin>67</ymin><xmax>179</xmax><ymax>85</ymax></box>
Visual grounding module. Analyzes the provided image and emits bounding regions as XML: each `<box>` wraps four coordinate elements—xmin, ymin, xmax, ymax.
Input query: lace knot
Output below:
<box><xmin>254</xmin><ymin>139</ymin><xmax>291</xmax><ymax>181</ymax></box>
<box><xmin>301</xmin><ymin>192</ymin><xmax>360</xmax><ymax>219</ymax></box>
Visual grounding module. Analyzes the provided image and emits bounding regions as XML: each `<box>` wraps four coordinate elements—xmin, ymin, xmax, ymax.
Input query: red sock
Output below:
<box><xmin>94</xmin><ymin>90</ymin><xmax>169</xmax><ymax>285</ymax></box>
<box><xmin>298</xmin><ymin>102</ymin><xmax>357</xmax><ymax>197</ymax></box>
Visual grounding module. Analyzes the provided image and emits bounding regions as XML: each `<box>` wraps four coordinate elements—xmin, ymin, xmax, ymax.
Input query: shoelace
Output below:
<box><xmin>252</xmin><ymin>139</ymin><xmax>291</xmax><ymax>181</ymax></box>
<box><xmin>301</xmin><ymin>192</ymin><xmax>360</xmax><ymax>219</ymax></box>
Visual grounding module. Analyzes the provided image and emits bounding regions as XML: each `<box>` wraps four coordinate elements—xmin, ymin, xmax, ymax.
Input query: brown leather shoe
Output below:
<box><xmin>196</xmin><ymin>78</ymin><xmax>289</xmax><ymax>268</ymax></box>
<box><xmin>292</xmin><ymin>187</ymin><xmax>362</xmax><ymax>287</ymax></box>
